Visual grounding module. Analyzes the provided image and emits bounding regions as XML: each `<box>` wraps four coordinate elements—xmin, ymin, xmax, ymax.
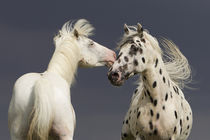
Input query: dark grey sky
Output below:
<box><xmin>0</xmin><ymin>0</ymin><xmax>209</xmax><ymax>139</ymax></box>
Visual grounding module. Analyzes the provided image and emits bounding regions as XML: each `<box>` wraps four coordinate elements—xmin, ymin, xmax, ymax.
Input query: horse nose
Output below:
<box><xmin>108</xmin><ymin>71</ymin><xmax>119</xmax><ymax>82</ymax></box>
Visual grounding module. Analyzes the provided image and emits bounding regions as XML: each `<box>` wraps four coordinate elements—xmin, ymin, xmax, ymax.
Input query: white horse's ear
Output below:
<box><xmin>74</xmin><ymin>29</ymin><xmax>79</xmax><ymax>38</ymax></box>
<box><xmin>124</xmin><ymin>24</ymin><xmax>129</xmax><ymax>35</ymax></box>
<box><xmin>137</xmin><ymin>23</ymin><xmax>143</xmax><ymax>34</ymax></box>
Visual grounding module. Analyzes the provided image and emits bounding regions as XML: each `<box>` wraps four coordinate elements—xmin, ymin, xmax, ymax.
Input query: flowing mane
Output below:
<box><xmin>117</xmin><ymin>26</ymin><xmax>191</xmax><ymax>89</ymax></box>
<box><xmin>54</xmin><ymin>19</ymin><xmax>94</xmax><ymax>47</ymax></box>
<box><xmin>48</xmin><ymin>19</ymin><xmax>94</xmax><ymax>83</ymax></box>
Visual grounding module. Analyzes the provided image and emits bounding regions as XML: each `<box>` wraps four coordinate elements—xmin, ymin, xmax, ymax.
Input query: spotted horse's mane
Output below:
<box><xmin>117</xmin><ymin>25</ymin><xmax>192</xmax><ymax>89</ymax></box>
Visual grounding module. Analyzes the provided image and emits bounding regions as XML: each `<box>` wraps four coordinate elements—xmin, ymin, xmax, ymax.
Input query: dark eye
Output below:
<box><xmin>89</xmin><ymin>41</ymin><xmax>94</xmax><ymax>46</ymax></box>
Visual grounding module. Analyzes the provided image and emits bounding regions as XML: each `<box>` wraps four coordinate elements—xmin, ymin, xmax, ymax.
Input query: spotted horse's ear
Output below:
<box><xmin>137</xmin><ymin>23</ymin><xmax>143</xmax><ymax>36</ymax></box>
<box><xmin>124</xmin><ymin>24</ymin><xmax>130</xmax><ymax>35</ymax></box>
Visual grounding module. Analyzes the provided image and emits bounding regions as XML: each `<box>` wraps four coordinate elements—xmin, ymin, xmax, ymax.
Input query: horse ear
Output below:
<box><xmin>124</xmin><ymin>24</ymin><xmax>129</xmax><ymax>35</ymax></box>
<box><xmin>137</xmin><ymin>23</ymin><xmax>143</xmax><ymax>34</ymax></box>
<box><xmin>74</xmin><ymin>29</ymin><xmax>79</xmax><ymax>38</ymax></box>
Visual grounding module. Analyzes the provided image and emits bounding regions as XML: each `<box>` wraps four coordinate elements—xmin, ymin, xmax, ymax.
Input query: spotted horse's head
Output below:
<box><xmin>108</xmin><ymin>23</ymin><xmax>161</xmax><ymax>86</ymax></box>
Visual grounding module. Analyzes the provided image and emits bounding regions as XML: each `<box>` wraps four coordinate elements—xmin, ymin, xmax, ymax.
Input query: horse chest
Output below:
<box><xmin>122</xmin><ymin>85</ymin><xmax>192</xmax><ymax>140</ymax></box>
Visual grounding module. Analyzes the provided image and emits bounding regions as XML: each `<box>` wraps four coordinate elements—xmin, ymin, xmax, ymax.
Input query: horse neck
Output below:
<box><xmin>47</xmin><ymin>40</ymin><xmax>80</xmax><ymax>85</ymax></box>
<box><xmin>140</xmin><ymin>55</ymin><xmax>171</xmax><ymax>101</ymax></box>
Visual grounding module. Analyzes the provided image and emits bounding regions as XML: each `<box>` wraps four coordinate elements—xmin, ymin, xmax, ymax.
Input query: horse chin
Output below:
<box><xmin>110</xmin><ymin>79</ymin><xmax>125</xmax><ymax>87</ymax></box>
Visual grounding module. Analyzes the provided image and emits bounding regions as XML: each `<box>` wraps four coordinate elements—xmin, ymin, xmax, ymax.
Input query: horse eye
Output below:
<box><xmin>89</xmin><ymin>41</ymin><xmax>94</xmax><ymax>46</ymax></box>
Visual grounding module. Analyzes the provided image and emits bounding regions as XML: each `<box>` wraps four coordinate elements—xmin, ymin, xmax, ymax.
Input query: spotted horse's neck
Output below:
<box><xmin>138</xmin><ymin>56</ymin><xmax>173</xmax><ymax>106</ymax></box>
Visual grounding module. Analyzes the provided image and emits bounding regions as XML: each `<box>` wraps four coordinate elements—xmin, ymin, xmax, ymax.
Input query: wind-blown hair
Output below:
<box><xmin>160</xmin><ymin>38</ymin><xmax>192</xmax><ymax>89</ymax></box>
<box><xmin>117</xmin><ymin>25</ymin><xmax>191</xmax><ymax>89</ymax></box>
<box><xmin>54</xmin><ymin>19</ymin><xmax>94</xmax><ymax>47</ymax></box>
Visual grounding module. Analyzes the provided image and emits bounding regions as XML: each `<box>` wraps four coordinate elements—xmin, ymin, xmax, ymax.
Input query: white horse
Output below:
<box><xmin>108</xmin><ymin>23</ymin><xmax>192</xmax><ymax>140</ymax></box>
<box><xmin>8</xmin><ymin>19</ymin><xmax>116</xmax><ymax>140</ymax></box>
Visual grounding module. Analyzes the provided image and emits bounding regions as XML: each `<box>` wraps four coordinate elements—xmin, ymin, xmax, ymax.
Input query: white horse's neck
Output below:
<box><xmin>140</xmin><ymin>55</ymin><xmax>171</xmax><ymax>100</ymax></box>
<box><xmin>47</xmin><ymin>40</ymin><xmax>80</xmax><ymax>85</ymax></box>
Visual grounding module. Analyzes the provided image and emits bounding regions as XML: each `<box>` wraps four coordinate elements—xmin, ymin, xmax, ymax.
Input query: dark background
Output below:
<box><xmin>0</xmin><ymin>0</ymin><xmax>209</xmax><ymax>139</ymax></box>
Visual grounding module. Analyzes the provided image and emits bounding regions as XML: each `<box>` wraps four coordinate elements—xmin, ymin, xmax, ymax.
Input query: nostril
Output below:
<box><xmin>112</xmin><ymin>72</ymin><xmax>119</xmax><ymax>81</ymax></box>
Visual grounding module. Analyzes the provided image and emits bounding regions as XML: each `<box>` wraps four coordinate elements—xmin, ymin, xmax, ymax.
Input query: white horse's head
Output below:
<box><xmin>58</xmin><ymin>19</ymin><xmax>116</xmax><ymax>68</ymax></box>
<box><xmin>108</xmin><ymin>23</ymin><xmax>161</xmax><ymax>86</ymax></box>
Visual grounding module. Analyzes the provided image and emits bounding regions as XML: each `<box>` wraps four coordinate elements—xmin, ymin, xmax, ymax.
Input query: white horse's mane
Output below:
<box><xmin>118</xmin><ymin>26</ymin><xmax>192</xmax><ymax>89</ymax></box>
<box><xmin>54</xmin><ymin>19</ymin><xmax>94</xmax><ymax>47</ymax></box>
<box><xmin>48</xmin><ymin>19</ymin><xmax>94</xmax><ymax>83</ymax></box>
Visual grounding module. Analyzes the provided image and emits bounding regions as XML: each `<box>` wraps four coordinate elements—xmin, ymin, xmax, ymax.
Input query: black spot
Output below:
<box><xmin>153</xmin><ymin>100</ymin><xmax>157</xmax><ymax>106</ymax></box>
<box><xmin>142</xmin><ymin>57</ymin><xmax>145</xmax><ymax>63</ymax></box>
<box><xmin>136</xmin><ymin>131</ymin><xmax>139</xmax><ymax>135</ymax></box>
<box><xmin>116</xmin><ymin>52</ymin><xmax>122</xmax><ymax>60</ymax></box>
<box><xmin>136</xmin><ymin>40</ymin><xmax>140</xmax><ymax>42</ymax></box>
<box><xmin>139</xmin><ymin>48</ymin><xmax>143</xmax><ymax>54</ymax></box>
<box><xmin>152</xmin><ymin>81</ymin><xmax>157</xmax><ymax>88</ymax></box>
<box><xmin>173</xmin><ymin>86</ymin><xmax>179</xmax><ymax>95</ymax></box>
<box><xmin>150</xmin><ymin>109</ymin><xmax>154</xmax><ymax>116</ymax></box>
<box><xmin>173</xmin><ymin>86</ymin><xmax>176</xmax><ymax>92</ymax></box>
<box><xmin>155</xmin><ymin>59</ymin><xmax>158</xmax><ymax>67</ymax></box>
<box><xmin>144</xmin><ymin>91</ymin><xmax>147</xmax><ymax>97</ymax></box>
<box><xmin>143</xmin><ymin>76</ymin><xmax>147</xmax><ymax>81</ymax></box>
<box><xmin>180</xmin><ymin>127</ymin><xmax>182</xmax><ymax>134</ymax></box>
<box><xmin>180</xmin><ymin>119</ymin><xmax>182</xmax><ymax>126</ymax></box>
<box><xmin>123</xmin><ymin>64</ymin><xmax>128</xmax><ymax>70</ymax></box>
<box><xmin>163</xmin><ymin>76</ymin><xmax>166</xmax><ymax>83</ymax></box>
<box><xmin>141</xmin><ymin>38</ymin><xmax>146</xmax><ymax>43</ymax></box>
<box><xmin>123</xmin><ymin>133</ymin><xmax>128</xmax><ymax>137</ymax></box>
<box><xmin>124</xmin><ymin>56</ymin><xmax>129</xmax><ymax>62</ymax></box>
<box><xmin>137</xmin><ymin>111</ymin><xmax>141</xmax><ymax>118</ymax></box>
<box><xmin>186</xmin><ymin>133</ymin><xmax>188</xmax><ymax>136</ymax></box>
<box><xmin>162</xmin><ymin>106</ymin><xmax>165</xmax><ymax>110</ymax></box>
<box><xmin>134</xmin><ymin>59</ymin><xmax>138</xmax><ymax>66</ymax></box>
<box><xmin>150</xmin><ymin>97</ymin><xmax>154</xmax><ymax>103</ymax></box>
<box><xmin>165</xmin><ymin>93</ymin><xmax>168</xmax><ymax>101</ymax></box>
<box><xmin>169</xmin><ymin>138</ymin><xmax>171</xmax><ymax>140</ymax></box>
<box><xmin>187</xmin><ymin>125</ymin><xmax>190</xmax><ymax>129</ymax></box>
<box><xmin>170</xmin><ymin>92</ymin><xmax>173</xmax><ymax>98</ymax></box>
<box><xmin>118</xmin><ymin>59</ymin><xmax>121</xmax><ymax>63</ymax></box>
<box><xmin>149</xmin><ymin>121</ymin><xmax>153</xmax><ymax>130</ymax></box>
<box><xmin>134</xmin><ymin>89</ymin><xmax>138</xmax><ymax>94</ymax></box>
<box><xmin>156</xmin><ymin>113</ymin><xmax>160</xmax><ymax>120</ymax></box>
<box><xmin>176</xmin><ymin>86</ymin><xmax>179</xmax><ymax>94</ymax></box>
<box><xmin>154</xmin><ymin>129</ymin><xmax>158</xmax><ymax>135</ymax></box>
<box><xmin>174</xmin><ymin>126</ymin><xmax>177</xmax><ymax>133</ymax></box>
<box><xmin>174</xmin><ymin>111</ymin><xmax>178</xmax><ymax>119</ymax></box>
<box><xmin>126</xmin><ymin>120</ymin><xmax>128</xmax><ymax>124</ymax></box>
<box><xmin>159</xmin><ymin>69</ymin><xmax>162</xmax><ymax>75</ymax></box>
<box><xmin>147</xmin><ymin>90</ymin><xmax>151</xmax><ymax>96</ymax></box>
<box><xmin>123</xmin><ymin>121</ymin><xmax>124</xmax><ymax>124</ymax></box>
<box><xmin>187</xmin><ymin>116</ymin><xmax>189</xmax><ymax>121</ymax></box>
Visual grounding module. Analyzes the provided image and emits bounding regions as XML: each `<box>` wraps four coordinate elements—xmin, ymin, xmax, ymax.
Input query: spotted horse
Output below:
<box><xmin>108</xmin><ymin>23</ymin><xmax>192</xmax><ymax>140</ymax></box>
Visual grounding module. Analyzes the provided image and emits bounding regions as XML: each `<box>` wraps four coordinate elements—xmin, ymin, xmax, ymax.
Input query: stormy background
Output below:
<box><xmin>0</xmin><ymin>0</ymin><xmax>209</xmax><ymax>139</ymax></box>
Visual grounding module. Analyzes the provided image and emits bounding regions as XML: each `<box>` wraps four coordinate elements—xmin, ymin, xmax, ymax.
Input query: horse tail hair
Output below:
<box><xmin>160</xmin><ymin>38</ymin><xmax>192</xmax><ymax>89</ymax></box>
<box><xmin>27</xmin><ymin>78</ymin><xmax>54</xmax><ymax>140</ymax></box>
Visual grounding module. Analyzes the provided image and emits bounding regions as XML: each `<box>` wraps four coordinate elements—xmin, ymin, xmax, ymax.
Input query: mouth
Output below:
<box><xmin>110</xmin><ymin>79</ymin><xmax>125</xmax><ymax>86</ymax></box>
<box><xmin>108</xmin><ymin>71</ymin><xmax>137</xmax><ymax>86</ymax></box>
